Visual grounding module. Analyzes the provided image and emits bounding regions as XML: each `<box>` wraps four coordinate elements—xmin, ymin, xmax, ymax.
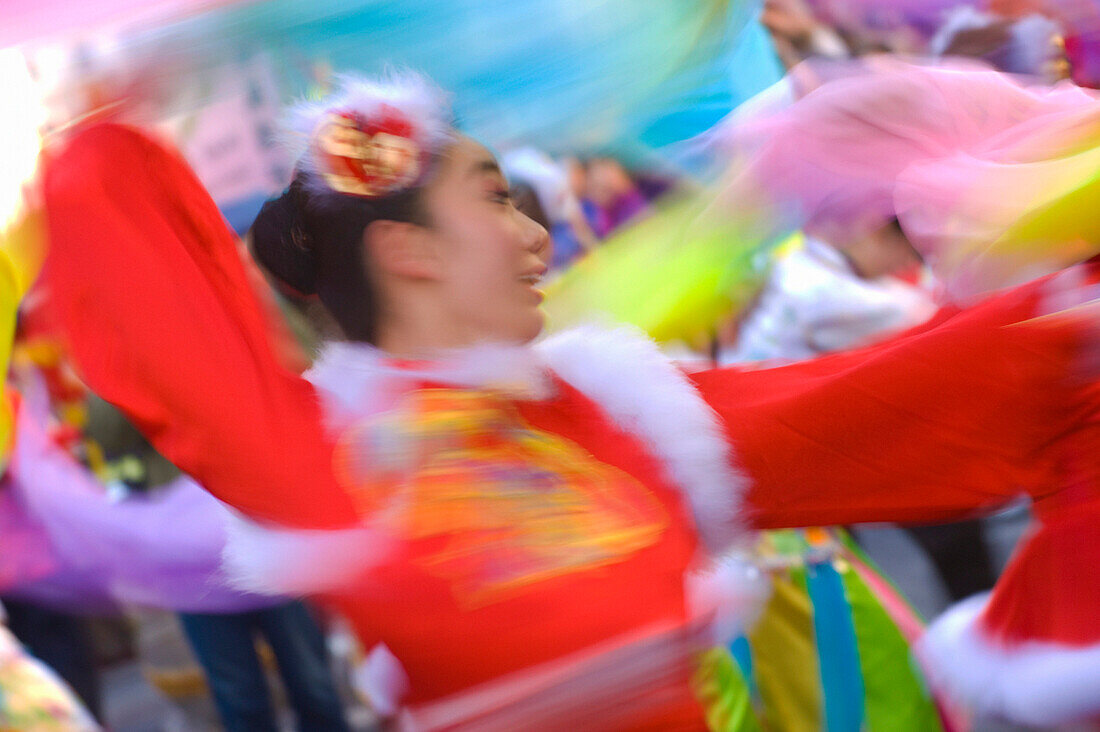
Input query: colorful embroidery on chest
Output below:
<box><xmin>333</xmin><ymin>389</ymin><xmax>668</xmax><ymax>607</ymax></box>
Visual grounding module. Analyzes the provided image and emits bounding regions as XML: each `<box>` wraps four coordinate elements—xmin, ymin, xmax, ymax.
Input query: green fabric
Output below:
<box><xmin>840</xmin><ymin>560</ymin><xmax>944</xmax><ymax>732</ymax></box>
<box><xmin>694</xmin><ymin>647</ymin><xmax>764</xmax><ymax>732</ymax></box>
<box><xmin>695</xmin><ymin>529</ymin><xmax>950</xmax><ymax>731</ymax></box>
<box><xmin>839</xmin><ymin>532</ymin><xmax>925</xmax><ymax>623</ymax></box>
<box><xmin>543</xmin><ymin>193</ymin><xmax>782</xmax><ymax>345</ymax></box>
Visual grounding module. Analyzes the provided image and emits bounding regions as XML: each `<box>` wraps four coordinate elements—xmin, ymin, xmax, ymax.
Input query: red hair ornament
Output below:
<box><xmin>312</xmin><ymin>106</ymin><xmax>424</xmax><ymax>198</ymax></box>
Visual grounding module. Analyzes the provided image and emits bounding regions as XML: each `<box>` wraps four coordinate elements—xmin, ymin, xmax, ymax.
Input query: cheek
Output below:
<box><xmin>433</xmin><ymin>209</ymin><xmax>537</xmax><ymax>334</ymax></box>
<box><xmin>893</xmin><ymin>241</ymin><xmax>919</xmax><ymax>265</ymax></box>
<box><xmin>445</xmin><ymin>230</ymin><xmax>517</xmax><ymax>303</ymax></box>
<box><xmin>471</xmin><ymin>221</ymin><xmax>525</xmax><ymax>284</ymax></box>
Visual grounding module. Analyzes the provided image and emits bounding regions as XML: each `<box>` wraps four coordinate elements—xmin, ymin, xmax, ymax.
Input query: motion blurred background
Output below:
<box><xmin>2</xmin><ymin>1</ymin><xmax>1098</xmax><ymax>729</ymax></box>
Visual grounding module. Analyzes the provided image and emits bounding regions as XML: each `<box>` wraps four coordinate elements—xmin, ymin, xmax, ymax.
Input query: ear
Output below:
<box><xmin>364</xmin><ymin>219</ymin><xmax>442</xmax><ymax>281</ymax></box>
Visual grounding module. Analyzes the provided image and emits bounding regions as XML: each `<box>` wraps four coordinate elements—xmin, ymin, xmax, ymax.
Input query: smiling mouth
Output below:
<box><xmin>519</xmin><ymin>273</ymin><xmax>543</xmax><ymax>286</ymax></box>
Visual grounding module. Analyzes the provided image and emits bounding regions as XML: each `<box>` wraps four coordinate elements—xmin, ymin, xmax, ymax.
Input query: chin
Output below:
<box><xmin>517</xmin><ymin>309</ymin><xmax>546</xmax><ymax>344</ymax></box>
<box><xmin>483</xmin><ymin>308</ymin><xmax>544</xmax><ymax>345</ymax></box>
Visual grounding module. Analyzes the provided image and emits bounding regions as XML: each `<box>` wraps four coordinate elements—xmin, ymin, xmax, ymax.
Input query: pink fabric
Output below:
<box><xmin>714</xmin><ymin>58</ymin><xmax>1100</xmax><ymax>296</ymax></box>
<box><xmin>0</xmin><ymin>0</ymin><xmax>235</xmax><ymax>46</ymax></box>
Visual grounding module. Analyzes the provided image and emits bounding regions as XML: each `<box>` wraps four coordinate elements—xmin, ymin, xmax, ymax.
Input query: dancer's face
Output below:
<box><xmin>846</xmin><ymin>221</ymin><xmax>922</xmax><ymax>280</ymax></box>
<box><xmin>415</xmin><ymin>137</ymin><xmax>551</xmax><ymax>344</ymax></box>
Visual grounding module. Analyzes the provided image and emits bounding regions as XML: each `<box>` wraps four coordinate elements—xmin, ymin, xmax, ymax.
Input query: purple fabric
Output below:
<box><xmin>0</xmin><ymin>486</ymin><xmax>58</xmax><ymax>591</ymax></box>
<box><xmin>589</xmin><ymin>191</ymin><xmax>651</xmax><ymax>238</ymax></box>
<box><xmin>809</xmin><ymin>0</ymin><xmax>967</xmax><ymax>36</ymax></box>
<box><xmin>1068</xmin><ymin>28</ymin><xmax>1100</xmax><ymax>87</ymax></box>
<box><xmin>0</xmin><ymin>385</ymin><xmax>283</xmax><ymax>613</ymax></box>
<box><xmin>806</xmin><ymin>0</ymin><xmax>1100</xmax><ymax>88</ymax></box>
<box><xmin>604</xmin><ymin>191</ymin><xmax>650</xmax><ymax>233</ymax></box>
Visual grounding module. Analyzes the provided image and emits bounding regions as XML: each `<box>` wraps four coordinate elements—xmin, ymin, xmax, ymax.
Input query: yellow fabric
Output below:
<box><xmin>747</xmin><ymin>573</ymin><xmax>821</xmax><ymax>732</ymax></box>
<box><xmin>0</xmin><ymin>206</ymin><xmax>48</xmax><ymax>463</ymax></box>
<box><xmin>543</xmin><ymin>193</ymin><xmax>778</xmax><ymax>346</ymax></box>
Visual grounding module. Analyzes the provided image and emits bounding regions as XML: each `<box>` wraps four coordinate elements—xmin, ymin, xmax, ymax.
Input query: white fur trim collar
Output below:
<box><xmin>222</xmin><ymin>512</ymin><xmax>397</xmax><ymax>596</ymax></box>
<box><xmin>308</xmin><ymin>327</ymin><xmax>749</xmax><ymax>551</ymax></box>
<box><xmin>310</xmin><ymin>327</ymin><xmax>750</xmax><ymax>550</ymax></box>
<box><xmin>918</xmin><ymin>593</ymin><xmax>1100</xmax><ymax>726</ymax></box>
<box><xmin>228</xmin><ymin>326</ymin><xmax>749</xmax><ymax>597</ymax></box>
<box><xmin>309</xmin><ymin>340</ymin><xmax>551</xmax><ymax>404</ymax></box>
<box><xmin>537</xmin><ymin>325</ymin><xmax>748</xmax><ymax>551</ymax></box>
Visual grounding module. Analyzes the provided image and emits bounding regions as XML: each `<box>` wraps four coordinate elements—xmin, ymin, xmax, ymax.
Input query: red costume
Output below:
<box><xmin>40</xmin><ymin>124</ymin><xmax>1100</xmax><ymax>727</ymax></box>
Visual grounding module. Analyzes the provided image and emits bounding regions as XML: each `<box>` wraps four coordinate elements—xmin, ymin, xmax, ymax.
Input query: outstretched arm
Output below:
<box><xmin>41</xmin><ymin>124</ymin><xmax>358</xmax><ymax>528</ymax></box>
<box><xmin>691</xmin><ymin>277</ymin><xmax>1095</xmax><ymax>529</ymax></box>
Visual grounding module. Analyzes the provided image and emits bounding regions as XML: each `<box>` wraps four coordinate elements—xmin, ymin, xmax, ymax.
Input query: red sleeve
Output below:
<box><xmin>690</xmin><ymin>278</ymin><xmax>1096</xmax><ymax>529</ymax></box>
<box><xmin>41</xmin><ymin>124</ymin><xmax>358</xmax><ymax>529</ymax></box>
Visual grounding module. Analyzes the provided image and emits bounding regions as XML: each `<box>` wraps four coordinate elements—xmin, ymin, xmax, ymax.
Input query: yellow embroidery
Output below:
<box><xmin>333</xmin><ymin>389</ymin><xmax>668</xmax><ymax>607</ymax></box>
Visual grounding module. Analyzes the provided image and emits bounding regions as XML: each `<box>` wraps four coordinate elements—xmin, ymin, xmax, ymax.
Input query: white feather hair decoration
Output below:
<box><xmin>287</xmin><ymin>71</ymin><xmax>455</xmax><ymax>199</ymax></box>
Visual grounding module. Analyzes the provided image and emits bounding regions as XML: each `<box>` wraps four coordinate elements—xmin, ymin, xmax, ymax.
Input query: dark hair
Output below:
<box><xmin>250</xmin><ymin>174</ymin><xmax>428</xmax><ymax>343</ymax></box>
<box><xmin>509</xmin><ymin>182</ymin><xmax>550</xmax><ymax>231</ymax></box>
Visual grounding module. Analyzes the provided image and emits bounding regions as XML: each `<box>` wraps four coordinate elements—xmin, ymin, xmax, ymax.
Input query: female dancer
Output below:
<box><xmin>40</xmin><ymin>74</ymin><xmax>1100</xmax><ymax>728</ymax></box>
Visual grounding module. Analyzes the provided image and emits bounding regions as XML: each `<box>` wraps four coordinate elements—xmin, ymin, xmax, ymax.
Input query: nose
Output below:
<box><xmin>520</xmin><ymin>211</ymin><xmax>552</xmax><ymax>261</ymax></box>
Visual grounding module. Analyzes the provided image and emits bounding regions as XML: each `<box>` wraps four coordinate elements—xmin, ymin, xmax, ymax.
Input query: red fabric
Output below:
<box><xmin>328</xmin><ymin>376</ymin><xmax>701</xmax><ymax>706</ymax></box>
<box><xmin>41</xmin><ymin>123</ymin><xmax>357</xmax><ymax>528</ymax></box>
<box><xmin>40</xmin><ymin>125</ymin><xmax>704</xmax><ymax>715</ymax></box>
<box><xmin>982</xmin><ymin>499</ymin><xmax>1100</xmax><ymax>646</ymax></box>
<box><xmin>691</xmin><ymin>276</ymin><xmax>1098</xmax><ymax>529</ymax></box>
<box><xmin>41</xmin><ymin>122</ymin><xmax>1100</xmax><ymax>709</ymax></box>
<box><xmin>982</xmin><ymin>417</ymin><xmax>1100</xmax><ymax>646</ymax></box>
<box><xmin>693</xmin><ymin>274</ymin><xmax>1100</xmax><ymax>648</ymax></box>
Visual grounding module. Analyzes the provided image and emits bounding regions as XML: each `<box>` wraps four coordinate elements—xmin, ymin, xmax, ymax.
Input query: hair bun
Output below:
<box><xmin>250</xmin><ymin>179</ymin><xmax>320</xmax><ymax>296</ymax></box>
